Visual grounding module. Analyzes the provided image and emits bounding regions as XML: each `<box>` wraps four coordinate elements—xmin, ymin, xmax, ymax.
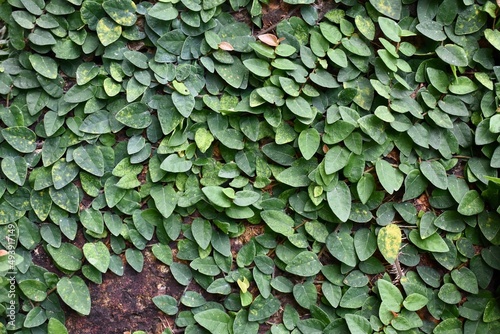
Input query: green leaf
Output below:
<box><xmin>324</xmin><ymin>146</ymin><xmax>350</xmax><ymax>174</ymax></box>
<box><xmin>151</xmin><ymin>244</ymin><xmax>173</xmax><ymax>265</ymax></box>
<box><xmin>357</xmin><ymin>173</ymin><xmax>375</xmax><ymax>204</ymax></box>
<box><xmin>153</xmin><ymin>295</ymin><xmax>178</xmax><ymax>315</ymax></box>
<box><xmin>342</xmin><ymin>35</ymin><xmax>371</xmax><ymax>57</ymax></box>
<box><xmin>160</xmin><ymin>154</ymin><xmax>193</xmax><ymax>173</ymax></box>
<box><xmin>378</xmin><ymin>17</ymin><xmax>401</xmax><ymax>42</ymax></box>
<box><xmin>148</xmin><ymin>2</ymin><xmax>178</xmax><ymax>21</ymax></box>
<box><xmin>29</xmin><ymin>54</ymin><xmax>58</xmax><ymax>79</ymax></box>
<box><xmin>191</xmin><ymin>256</ymin><xmax>220</xmax><ymax>276</ymax></box>
<box><xmin>322</xmin><ymin>282</ymin><xmax>342</xmax><ymax>308</ymax></box>
<box><xmin>403</xmin><ymin>293</ymin><xmax>428</xmax><ymax>311</ymax></box>
<box><xmin>293</xmin><ymin>281</ymin><xmax>317</xmax><ymax>309</ymax></box>
<box><xmin>150</xmin><ymin>185</ymin><xmax>177</xmax><ymax>218</ymax></box>
<box><xmin>378</xmin><ymin>279</ymin><xmax>403</xmax><ymax>312</ymax></box>
<box><xmin>299</xmin><ymin>128</ymin><xmax>321</xmax><ymax>160</ymax></box>
<box><xmin>261</xmin><ymin>210</ymin><xmax>295</xmax><ymax>236</ymax></box>
<box><xmin>47</xmin><ymin>318</ymin><xmax>69</xmax><ymax>334</ymax></box>
<box><xmin>181</xmin><ymin>291</ymin><xmax>206</xmax><ymax>307</ymax></box>
<box><xmin>125</xmin><ymin>248</ymin><xmax>144</xmax><ymax>272</ymax></box>
<box><xmin>286</xmin><ymin>96</ymin><xmax>314</xmax><ymax>119</ymax></box>
<box><xmin>80</xmin><ymin>208</ymin><xmax>104</xmax><ymax>234</ymax></box>
<box><xmin>83</xmin><ymin>241</ymin><xmax>110</xmax><ymax>273</ymax></box>
<box><xmin>207</xmin><ymin>278</ymin><xmax>231</xmax><ymax>295</ymax></box>
<box><xmin>438</xmin><ymin>283</ymin><xmax>462</xmax><ymax>304</ymax></box>
<box><xmin>215</xmin><ymin>56</ymin><xmax>248</xmax><ymax>88</ymax></box>
<box><xmin>172</xmin><ymin>91</ymin><xmax>195</xmax><ymax>117</ymax></box>
<box><xmin>19</xmin><ymin>279</ymin><xmax>47</xmax><ymax>302</ymax></box>
<box><xmin>194</xmin><ymin>128</ymin><xmax>214</xmax><ymax>153</ymax></box>
<box><xmin>420</xmin><ymin>161</ymin><xmax>448</xmax><ymax>190</ymax></box>
<box><xmin>76</xmin><ymin>62</ymin><xmax>99</xmax><ymax>85</ymax></box>
<box><xmin>377</xmin><ymin>224</ymin><xmax>401</xmax><ymax>264</ymax></box>
<box><xmin>194</xmin><ymin>309</ymin><xmax>232</xmax><ymax>334</ymax></box>
<box><xmin>73</xmin><ymin>145</ymin><xmax>105</xmax><ymax>177</ymax></box>
<box><xmin>170</xmin><ymin>262</ymin><xmax>192</xmax><ymax>286</ymax></box>
<box><xmin>192</xmin><ymin>218</ymin><xmax>212</xmax><ymax>249</ymax></box>
<box><xmin>403</xmin><ymin>169</ymin><xmax>428</xmax><ymax>201</ymax></box>
<box><xmin>80</xmin><ymin>111</ymin><xmax>111</xmax><ymax>134</ymax></box>
<box><xmin>436</xmin><ymin>44</ymin><xmax>468</xmax><ymax>67</ymax></box>
<box><xmin>57</xmin><ymin>276</ymin><xmax>91</xmax><ymax>315</ymax></box>
<box><xmin>47</xmin><ymin>243</ymin><xmax>83</xmax><ymax>272</ymax></box>
<box><xmin>305</xmin><ymin>220</ymin><xmax>328</xmax><ymax>243</ymax></box>
<box><xmin>433</xmin><ymin>318</ymin><xmax>462</xmax><ymax>334</ymax></box>
<box><xmin>345</xmin><ymin>314</ymin><xmax>372</xmax><ymax>334</ymax></box>
<box><xmin>354</xmin><ymin>228</ymin><xmax>377</xmax><ymax>261</ymax></box>
<box><xmin>451</xmin><ymin>267</ymin><xmax>478</xmax><ymax>294</ymax></box>
<box><xmin>416</xmin><ymin>20</ymin><xmax>446</xmax><ymax>41</ymax></box>
<box><xmin>115</xmin><ymin>102</ymin><xmax>151</xmax><ymax>129</ymax></box>
<box><xmin>449</xmin><ymin>76</ymin><xmax>478</xmax><ymax>95</ymax></box>
<box><xmin>41</xmin><ymin>223</ymin><xmax>62</xmax><ymax>248</ymax></box>
<box><xmin>484</xmin><ymin>299</ymin><xmax>500</xmax><ymax>322</ymax></box>
<box><xmin>233</xmin><ymin>309</ymin><xmax>259</xmax><ymax>334</ymax></box>
<box><xmin>243</xmin><ymin>58</ymin><xmax>271</xmax><ymax>77</ymax></box>
<box><xmin>24</xmin><ymin>306</ymin><xmax>47</xmax><ymax>328</ymax></box>
<box><xmin>285</xmin><ymin>251</ymin><xmax>322</xmax><ymax>277</ymax></box>
<box><xmin>326</xmin><ymin>181</ymin><xmax>351</xmax><ymax>222</ymax></box>
<box><xmin>326</xmin><ymin>230</ymin><xmax>357</xmax><ymax>267</ymax></box>
<box><xmin>2</xmin><ymin>156</ymin><xmax>27</xmax><ymax>186</ymax></box>
<box><xmin>234</xmin><ymin>190</ymin><xmax>260</xmax><ymax>207</ymax></box>
<box><xmin>457</xmin><ymin>190</ymin><xmax>484</xmax><ymax>216</ymax></box>
<box><xmin>485</xmin><ymin>28</ymin><xmax>500</xmax><ymax>51</ymax></box>
<box><xmin>1</xmin><ymin>126</ymin><xmax>36</xmax><ymax>153</ymax></box>
<box><xmin>202</xmin><ymin>186</ymin><xmax>232</xmax><ymax>208</ymax></box>
<box><xmin>408</xmin><ymin>230</ymin><xmax>449</xmax><ymax>253</ymax></box>
<box><xmin>248</xmin><ymin>295</ymin><xmax>281</xmax><ymax>321</ymax></box>
<box><xmin>376</xmin><ymin>159</ymin><xmax>404</xmax><ymax>194</ymax></box>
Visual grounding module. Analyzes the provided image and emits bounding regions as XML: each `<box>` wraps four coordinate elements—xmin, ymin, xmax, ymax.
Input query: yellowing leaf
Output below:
<box><xmin>237</xmin><ymin>277</ymin><xmax>250</xmax><ymax>293</ymax></box>
<box><xmin>96</xmin><ymin>17</ymin><xmax>122</xmax><ymax>46</ymax></box>
<box><xmin>377</xmin><ymin>224</ymin><xmax>401</xmax><ymax>264</ymax></box>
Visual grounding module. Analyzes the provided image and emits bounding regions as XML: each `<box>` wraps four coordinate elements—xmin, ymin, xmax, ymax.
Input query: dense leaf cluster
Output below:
<box><xmin>0</xmin><ymin>0</ymin><xmax>500</xmax><ymax>333</ymax></box>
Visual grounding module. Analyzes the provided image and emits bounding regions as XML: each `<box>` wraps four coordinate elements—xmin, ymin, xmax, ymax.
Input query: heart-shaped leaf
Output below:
<box><xmin>57</xmin><ymin>276</ymin><xmax>91</xmax><ymax>315</ymax></box>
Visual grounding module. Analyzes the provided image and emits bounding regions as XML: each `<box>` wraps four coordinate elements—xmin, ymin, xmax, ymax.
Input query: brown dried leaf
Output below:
<box><xmin>258</xmin><ymin>33</ymin><xmax>280</xmax><ymax>46</ymax></box>
<box><xmin>218</xmin><ymin>42</ymin><xmax>234</xmax><ymax>51</ymax></box>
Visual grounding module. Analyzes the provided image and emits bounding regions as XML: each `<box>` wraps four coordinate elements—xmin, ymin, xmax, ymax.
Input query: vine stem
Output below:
<box><xmin>256</xmin><ymin>6</ymin><xmax>301</xmax><ymax>35</ymax></box>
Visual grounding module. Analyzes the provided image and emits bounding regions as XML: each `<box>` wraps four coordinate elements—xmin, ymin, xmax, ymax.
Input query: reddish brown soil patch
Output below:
<box><xmin>64</xmin><ymin>250</ymin><xmax>179</xmax><ymax>334</ymax></box>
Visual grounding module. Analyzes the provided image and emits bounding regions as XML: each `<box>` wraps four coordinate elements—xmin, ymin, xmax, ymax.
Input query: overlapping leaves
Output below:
<box><xmin>0</xmin><ymin>0</ymin><xmax>500</xmax><ymax>333</ymax></box>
